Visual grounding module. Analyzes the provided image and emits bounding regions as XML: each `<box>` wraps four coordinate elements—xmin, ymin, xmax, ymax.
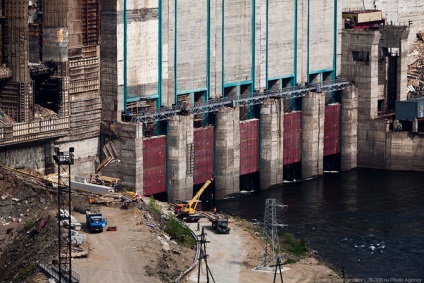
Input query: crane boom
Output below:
<box><xmin>186</xmin><ymin>177</ymin><xmax>213</xmax><ymax>210</ymax></box>
<box><xmin>174</xmin><ymin>178</ymin><xmax>214</xmax><ymax>220</ymax></box>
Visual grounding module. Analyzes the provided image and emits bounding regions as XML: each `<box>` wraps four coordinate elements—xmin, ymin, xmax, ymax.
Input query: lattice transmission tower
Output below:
<box><xmin>53</xmin><ymin>147</ymin><xmax>76</xmax><ymax>283</ymax></box>
<box><xmin>257</xmin><ymin>198</ymin><xmax>288</xmax><ymax>269</ymax></box>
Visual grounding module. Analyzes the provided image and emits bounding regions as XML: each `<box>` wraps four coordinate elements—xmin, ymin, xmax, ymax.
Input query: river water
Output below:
<box><xmin>216</xmin><ymin>168</ymin><xmax>424</xmax><ymax>279</ymax></box>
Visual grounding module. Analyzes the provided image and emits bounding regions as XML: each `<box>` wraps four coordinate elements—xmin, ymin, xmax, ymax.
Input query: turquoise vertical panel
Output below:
<box><xmin>294</xmin><ymin>0</ymin><xmax>298</xmax><ymax>84</ymax></box>
<box><xmin>207</xmin><ymin>0</ymin><xmax>211</xmax><ymax>100</ymax></box>
<box><xmin>123</xmin><ymin>0</ymin><xmax>127</xmax><ymax>112</ymax></box>
<box><xmin>174</xmin><ymin>0</ymin><xmax>178</xmax><ymax>103</ymax></box>
<box><xmin>265</xmin><ymin>0</ymin><xmax>268</xmax><ymax>89</ymax></box>
<box><xmin>251</xmin><ymin>0</ymin><xmax>255</xmax><ymax>92</ymax></box>
<box><xmin>307</xmin><ymin>0</ymin><xmax>310</xmax><ymax>83</ymax></box>
<box><xmin>221</xmin><ymin>0</ymin><xmax>225</xmax><ymax>97</ymax></box>
<box><xmin>158</xmin><ymin>0</ymin><xmax>162</xmax><ymax>108</ymax></box>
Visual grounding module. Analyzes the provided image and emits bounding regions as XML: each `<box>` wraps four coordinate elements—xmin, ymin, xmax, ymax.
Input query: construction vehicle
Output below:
<box><xmin>174</xmin><ymin>178</ymin><xmax>213</xmax><ymax>222</ymax></box>
<box><xmin>203</xmin><ymin>212</ymin><xmax>230</xmax><ymax>234</ymax></box>
<box><xmin>86</xmin><ymin>211</ymin><xmax>107</xmax><ymax>232</ymax></box>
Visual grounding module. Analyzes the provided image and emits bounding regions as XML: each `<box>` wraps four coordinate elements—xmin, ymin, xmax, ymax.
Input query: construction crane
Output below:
<box><xmin>174</xmin><ymin>178</ymin><xmax>213</xmax><ymax>222</ymax></box>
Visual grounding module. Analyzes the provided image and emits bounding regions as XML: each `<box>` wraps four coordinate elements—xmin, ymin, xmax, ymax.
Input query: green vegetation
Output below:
<box><xmin>281</xmin><ymin>233</ymin><xmax>309</xmax><ymax>257</ymax></box>
<box><xmin>16</xmin><ymin>261</ymin><xmax>37</xmax><ymax>282</ymax></box>
<box><xmin>23</xmin><ymin>218</ymin><xmax>36</xmax><ymax>232</ymax></box>
<box><xmin>148</xmin><ymin>195</ymin><xmax>163</xmax><ymax>215</ymax></box>
<box><xmin>163</xmin><ymin>213</ymin><xmax>196</xmax><ymax>248</ymax></box>
<box><xmin>147</xmin><ymin>197</ymin><xmax>195</xmax><ymax>248</ymax></box>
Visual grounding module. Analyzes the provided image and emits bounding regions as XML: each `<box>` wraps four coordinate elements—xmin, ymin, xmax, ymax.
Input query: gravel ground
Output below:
<box><xmin>182</xmin><ymin>217</ymin><xmax>340</xmax><ymax>283</ymax></box>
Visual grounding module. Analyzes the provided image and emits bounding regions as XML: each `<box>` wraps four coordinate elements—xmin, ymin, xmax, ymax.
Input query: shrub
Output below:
<box><xmin>281</xmin><ymin>233</ymin><xmax>309</xmax><ymax>257</ymax></box>
<box><xmin>163</xmin><ymin>213</ymin><xmax>195</xmax><ymax>248</ymax></box>
<box><xmin>16</xmin><ymin>261</ymin><xmax>37</xmax><ymax>282</ymax></box>
<box><xmin>148</xmin><ymin>195</ymin><xmax>162</xmax><ymax>216</ymax></box>
<box><xmin>23</xmin><ymin>218</ymin><xmax>36</xmax><ymax>232</ymax></box>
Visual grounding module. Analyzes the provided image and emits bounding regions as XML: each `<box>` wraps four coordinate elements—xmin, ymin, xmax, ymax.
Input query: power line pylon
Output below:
<box><xmin>53</xmin><ymin>147</ymin><xmax>76</xmax><ymax>283</ymax></box>
<box><xmin>257</xmin><ymin>198</ymin><xmax>288</xmax><ymax>269</ymax></box>
<box><xmin>197</xmin><ymin>227</ymin><xmax>215</xmax><ymax>283</ymax></box>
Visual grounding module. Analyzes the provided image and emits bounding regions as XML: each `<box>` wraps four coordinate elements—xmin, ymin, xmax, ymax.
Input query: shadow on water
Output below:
<box><xmin>216</xmin><ymin>168</ymin><xmax>424</xmax><ymax>278</ymax></box>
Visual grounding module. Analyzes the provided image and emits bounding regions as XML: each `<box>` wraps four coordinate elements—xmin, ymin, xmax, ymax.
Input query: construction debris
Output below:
<box><xmin>33</xmin><ymin>104</ymin><xmax>60</xmax><ymax>120</ymax></box>
<box><xmin>407</xmin><ymin>31</ymin><xmax>424</xmax><ymax>97</ymax></box>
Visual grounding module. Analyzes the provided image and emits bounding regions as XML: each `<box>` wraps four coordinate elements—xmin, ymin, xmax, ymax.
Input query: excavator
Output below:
<box><xmin>174</xmin><ymin>178</ymin><xmax>213</xmax><ymax>222</ymax></box>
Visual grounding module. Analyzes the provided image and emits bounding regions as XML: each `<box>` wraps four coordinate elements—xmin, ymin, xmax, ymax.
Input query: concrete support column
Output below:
<box><xmin>167</xmin><ymin>114</ymin><xmax>194</xmax><ymax>202</ymax></box>
<box><xmin>260</xmin><ymin>99</ymin><xmax>284</xmax><ymax>189</ymax></box>
<box><xmin>341</xmin><ymin>85</ymin><xmax>358</xmax><ymax>171</ymax></box>
<box><xmin>215</xmin><ymin>107</ymin><xmax>240</xmax><ymax>199</ymax></box>
<box><xmin>102</xmin><ymin>124</ymin><xmax>138</xmax><ymax>191</ymax></box>
<box><xmin>135</xmin><ymin>124</ymin><xmax>144</xmax><ymax>196</ymax></box>
<box><xmin>302</xmin><ymin>92</ymin><xmax>324</xmax><ymax>179</ymax></box>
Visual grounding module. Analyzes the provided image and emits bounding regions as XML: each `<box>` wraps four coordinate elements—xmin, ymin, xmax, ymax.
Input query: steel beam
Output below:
<box><xmin>130</xmin><ymin>79</ymin><xmax>351</xmax><ymax>123</ymax></box>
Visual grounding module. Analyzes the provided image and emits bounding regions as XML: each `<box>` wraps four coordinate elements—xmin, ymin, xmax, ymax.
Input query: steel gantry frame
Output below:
<box><xmin>129</xmin><ymin>78</ymin><xmax>351</xmax><ymax>123</ymax></box>
<box><xmin>257</xmin><ymin>198</ymin><xmax>288</xmax><ymax>269</ymax></box>
<box><xmin>53</xmin><ymin>147</ymin><xmax>79</xmax><ymax>283</ymax></box>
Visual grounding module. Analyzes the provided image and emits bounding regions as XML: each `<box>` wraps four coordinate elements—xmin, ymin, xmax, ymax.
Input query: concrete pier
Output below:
<box><xmin>167</xmin><ymin>114</ymin><xmax>194</xmax><ymax>202</ymax></box>
<box><xmin>215</xmin><ymin>107</ymin><xmax>240</xmax><ymax>199</ymax></box>
<box><xmin>302</xmin><ymin>92</ymin><xmax>324</xmax><ymax>179</ymax></box>
<box><xmin>341</xmin><ymin>85</ymin><xmax>358</xmax><ymax>171</ymax></box>
<box><xmin>260</xmin><ymin>99</ymin><xmax>284</xmax><ymax>190</ymax></box>
<box><xmin>101</xmin><ymin>124</ymin><xmax>138</xmax><ymax>190</ymax></box>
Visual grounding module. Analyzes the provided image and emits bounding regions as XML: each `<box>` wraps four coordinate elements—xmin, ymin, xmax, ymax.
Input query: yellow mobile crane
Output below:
<box><xmin>174</xmin><ymin>178</ymin><xmax>213</xmax><ymax>222</ymax></box>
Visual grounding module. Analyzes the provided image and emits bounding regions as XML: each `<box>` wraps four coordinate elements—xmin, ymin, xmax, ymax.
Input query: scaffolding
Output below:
<box><xmin>53</xmin><ymin>147</ymin><xmax>79</xmax><ymax>283</ymax></box>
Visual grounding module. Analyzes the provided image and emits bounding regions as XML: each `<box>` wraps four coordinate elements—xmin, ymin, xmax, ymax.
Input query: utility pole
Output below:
<box><xmin>197</xmin><ymin>227</ymin><xmax>215</xmax><ymax>283</ymax></box>
<box><xmin>53</xmin><ymin>147</ymin><xmax>76</xmax><ymax>283</ymax></box>
<box><xmin>270</xmin><ymin>257</ymin><xmax>284</xmax><ymax>283</ymax></box>
<box><xmin>257</xmin><ymin>199</ymin><xmax>288</xmax><ymax>269</ymax></box>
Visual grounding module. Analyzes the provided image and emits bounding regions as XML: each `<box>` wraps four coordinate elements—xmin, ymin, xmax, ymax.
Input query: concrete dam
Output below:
<box><xmin>0</xmin><ymin>0</ymin><xmax>424</xmax><ymax>201</ymax></box>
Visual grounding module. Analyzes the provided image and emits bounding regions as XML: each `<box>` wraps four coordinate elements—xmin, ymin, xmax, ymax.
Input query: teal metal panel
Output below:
<box><xmin>251</xmin><ymin>0</ymin><xmax>255</xmax><ymax>92</ymax></box>
<box><xmin>123</xmin><ymin>0</ymin><xmax>127</xmax><ymax>112</ymax></box>
<box><xmin>294</xmin><ymin>0</ymin><xmax>298</xmax><ymax>84</ymax></box>
<box><xmin>174</xmin><ymin>0</ymin><xmax>178</xmax><ymax>103</ymax></box>
<box><xmin>221</xmin><ymin>0</ymin><xmax>225</xmax><ymax>97</ymax></box>
<box><xmin>307</xmin><ymin>0</ymin><xmax>310</xmax><ymax>83</ymax></box>
<box><xmin>333</xmin><ymin>0</ymin><xmax>337</xmax><ymax>80</ymax></box>
<box><xmin>207</xmin><ymin>0</ymin><xmax>211</xmax><ymax>101</ymax></box>
<box><xmin>309</xmin><ymin>68</ymin><xmax>334</xmax><ymax>75</ymax></box>
<box><xmin>265</xmin><ymin>0</ymin><xmax>268</xmax><ymax>89</ymax></box>
<box><xmin>177</xmin><ymin>88</ymin><xmax>208</xmax><ymax>96</ymax></box>
<box><xmin>268</xmin><ymin>74</ymin><xmax>295</xmax><ymax>81</ymax></box>
<box><xmin>223</xmin><ymin>80</ymin><xmax>253</xmax><ymax>88</ymax></box>
<box><xmin>158</xmin><ymin>0</ymin><xmax>162</xmax><ymax>107</ymax></box>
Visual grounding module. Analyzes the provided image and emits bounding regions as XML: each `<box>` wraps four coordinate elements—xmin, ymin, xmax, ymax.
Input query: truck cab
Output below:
<box><xmin>212</xmin><ymin>218</ymin><xmax>230</xmax><ymax>234</ymax></box>
<box><xmin>86</xmin><ymin>211</ymin><xmax>107</xmax><ymax>232</ymax></box>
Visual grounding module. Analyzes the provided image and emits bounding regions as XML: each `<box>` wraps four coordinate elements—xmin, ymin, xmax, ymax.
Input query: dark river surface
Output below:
<box><xmin>215</xmin><ymin>168</ymin><xmax>424</xmax><ymax>279</ymax></box>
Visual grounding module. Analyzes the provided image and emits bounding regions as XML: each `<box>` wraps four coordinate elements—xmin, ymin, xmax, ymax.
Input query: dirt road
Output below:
<box><xmin>183</xmin><ymin>217</ymin><xmax>340</xmax><ymax>283</ymax></box>
<box><xmin>72</xmin><ymin>205</ymin><xmax>194</xmax><ymax>283</ymax></box>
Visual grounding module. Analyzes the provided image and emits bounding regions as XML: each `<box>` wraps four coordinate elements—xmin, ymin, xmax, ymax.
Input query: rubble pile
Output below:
<box><xmin>0</xmin><ymin>108</ymin><xmax>14</xmax><ymax>126</ymax></box>
<box><xmin>33</xmin><ymin>104</ymin><xmax>60</xmax><ymax>120</ymax></box>
<box><xmin>407</xmin><ymin>31</ymin><xmax>424</xmax><ymax>96</ymax></box>
<box><xmin>0</xmin><ymin>167</ymin><xmax>58</xmax><ymax>282</ymax></box>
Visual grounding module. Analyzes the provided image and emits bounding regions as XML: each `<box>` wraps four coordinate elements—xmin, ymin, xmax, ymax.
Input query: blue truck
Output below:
<box><xmin>86</xmin><ymin>211</ymin><xmax>107</xmax><ymax>232</ymax></box>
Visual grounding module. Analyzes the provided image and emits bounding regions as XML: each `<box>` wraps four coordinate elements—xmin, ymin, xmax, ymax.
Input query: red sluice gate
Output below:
<box><xmin>193</xmin><ymin>127</ymin><xmax>214</xmax><ymax>185</ymax></box>
<box><xmin>324</xmin><ymin>104</ymin><xmax>340</xmax><ymax>156</ymax></box>
<box><xmin>240</xmin><ymin>119</ymin><xmax>260</xmax><ymax>175</ymax></box>
<box><xmin>143</xmin><ymin>136</ymin><xmax>166</xmax><ymax>196</ymax></box>
<box><xmin>283</xmin><ymin>111</ymin><xmax>301</xmax><ymax>165</ymax></box>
